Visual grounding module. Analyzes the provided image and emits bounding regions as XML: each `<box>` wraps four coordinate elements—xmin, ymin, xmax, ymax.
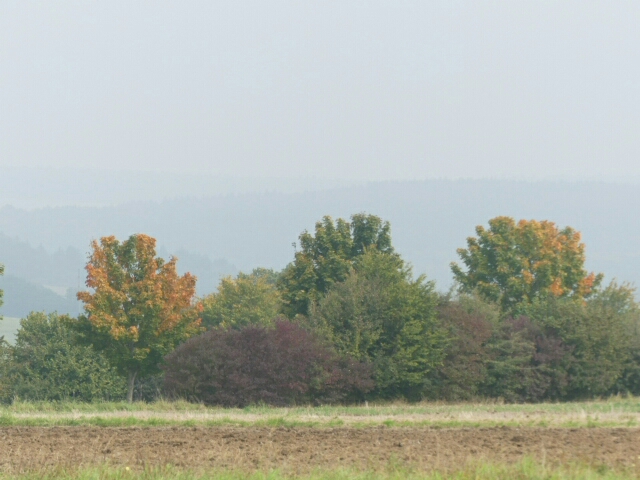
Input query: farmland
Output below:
<box><xmin>1</xmin><ymin>399</ymin><xmax>640</xmax><ymax>479</ymax></box>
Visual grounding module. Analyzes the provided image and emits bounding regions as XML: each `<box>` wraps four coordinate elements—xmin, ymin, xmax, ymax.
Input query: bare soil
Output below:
<box><xmin>1</xmin><ymin>426</ymin><xmax>639</xmax><ymax>473</ymax></box>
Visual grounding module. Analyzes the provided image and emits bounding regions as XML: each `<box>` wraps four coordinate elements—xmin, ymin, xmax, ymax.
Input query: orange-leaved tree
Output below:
<box><xmin>76</xmin><ymin>234</ymin><xmax>202</xmax><ymax>402</ymax></box>
<box><xmin>451</xmin><ymin>217</ymin><xmax>603</xmax><ymax>313</ymax></box>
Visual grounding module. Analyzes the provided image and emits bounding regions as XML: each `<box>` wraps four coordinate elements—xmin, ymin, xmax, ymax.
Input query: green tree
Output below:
<box><xmin>279</xmin><ymin>213</ymin><xmax>395</xmax><ymax>317</ymax></box>
<box><xmin>480</xmin><ymin>315</ymin><xmax>572</xmax><ymax>402</ymax></box>
<box><xmin>451</xmin><ymin>216</ymin><xmax>603</xmax><ymax>313</ymax></box>
<box><xmin>1</xmin><ymin>312</ymin><xmax>126</xmax><ymax>402</ymax></box>
<box><xmin>426</xmin><ymin>293</ymin><xmax>498</xmax><ymax>401</ymax></box>
<box><xmin>0</xmin><ymin>336</ymin><xmax>11</xmax><ymax>402</ymax></box>
<box><xmin>476</xmin><ymin>282</ymin><xmax>638</xmax><ymax>402</ymax></box>
<box><xmin>517</xmin><ymin>282</ymin><xmax>638</xmax><ymax>399</ymax></box>
<box><xmin>76</xmin><ymin>234</ymin><xmax>202</xmax><ymax>402</ymax></box>
<box><xmin>309</xmin><ymin>249</ymin><xmax>446</xmax><ymax>400</ymax></box>
<box><xmin>201</xmin><ymin>269</ymin><xmax>281</xmax><ymax>330</ymax></box>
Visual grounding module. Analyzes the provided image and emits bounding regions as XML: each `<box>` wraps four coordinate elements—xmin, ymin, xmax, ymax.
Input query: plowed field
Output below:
<box><xmin>1</xmin><ymin>426</ymin><xmax>639</xmax><ymax>474</ymax></box>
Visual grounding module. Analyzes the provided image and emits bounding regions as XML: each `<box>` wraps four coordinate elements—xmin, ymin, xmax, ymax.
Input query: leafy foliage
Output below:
<box><xmin>0</xmin><ymin>312</ymin><xmax>125</xmax><ymax>403</ymax></box>
<box><xmin>0</xmin><ymin>336</ymin><xmax>11</xmax><ymax>401</ymax></box>
<box><xmin>480</xmin><ymin>315</ymin><xmax>572</xmax><ymax>402</ymax></box>
<box><xmin>452</xmin><ymin>217</ymin><xmax>603</xmax><ymax>313</ymax></box>
<box><xmin>278</xmin><ymin>213</ymin><xmax>395</xmax><ymax>317</ymax></box>
<box><xmin>309</xmin><ymin>250</ymin><xmax>446</xmax><ymax>400</ymax></box>
<box><xmin>1</xmin><ymin>213</ymin><xmax>637</xmax><ymax>405</ymax></box>
<box><xmin>163</xmin><ymin>319</ymin><xmax>373</xmax><ymax>407</ymax></box>
<box><xmin>478</xmin><ymin>282</ymin><xmax>639</xmax><ymax>402</ymax></box>
<box><xmin>517</xmin><ymin>283</ymin><xmax>638</xmax><ymax>399</ymax></box>
<box><xmin>75</xmin><ymin>234</ymin><xmax>202</xmax><ymax>401</ymax></box>
<box><xmin>201</xmin><ymin>269</ymin><xmax>280</xmax><ymax>330</ymax></box>
<box><xmin>425</xmin><ymin>294</ymin><xmax>497</xmax><ymax>400</ymax></box>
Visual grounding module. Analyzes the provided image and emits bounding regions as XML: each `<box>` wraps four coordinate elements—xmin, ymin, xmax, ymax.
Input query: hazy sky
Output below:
<box><xmin>2</xmin><ymin>2</ymin><xmax>640</xmax><ymax>181</ymax></box>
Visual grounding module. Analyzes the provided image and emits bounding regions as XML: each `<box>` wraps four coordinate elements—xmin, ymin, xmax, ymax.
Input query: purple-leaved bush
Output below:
<box><xmin>163</xmin><ymin>319</ymin><xmax>374</xmax><ymax>406</ymax></box>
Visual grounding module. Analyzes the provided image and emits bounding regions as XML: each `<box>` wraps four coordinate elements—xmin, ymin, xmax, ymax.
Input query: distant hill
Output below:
<box><xmin>0</xmin><ymin>234</ymin><xmax>85</xmax><ymax>289</ymax></box>
<box><xmin>0</xmin><ymin>274</ymin><xmax>81</xmax><ymax>318</ymax></box>
<box><xmin>0</xmin><ymin>180</ymin><xmax>638</xmax><ymax>294</ymax></box>
<box><xmin>0</xmin><ymin>167</ymin><xmax>357</xmax><ymax>209</ymax></box>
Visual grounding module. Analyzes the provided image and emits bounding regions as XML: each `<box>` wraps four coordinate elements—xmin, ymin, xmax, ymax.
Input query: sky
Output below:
<box><xmin>1</xmin><ymin>1</ymin><xmax>640</xmax><ymax>182</ymax></box>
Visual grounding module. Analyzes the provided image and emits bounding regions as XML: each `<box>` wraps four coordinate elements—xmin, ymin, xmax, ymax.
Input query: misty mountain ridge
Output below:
<box><xmin>0</xmin><ymin>167</ymin><xmax>361</xmax><ymax>209</ymax></box>
<box><xmin>2</xmin><ymin>167</ymin><xmax>639</xmax><ymax>210</ymax></box>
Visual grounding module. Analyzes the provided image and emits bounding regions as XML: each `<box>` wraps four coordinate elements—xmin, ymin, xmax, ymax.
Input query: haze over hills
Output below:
<box><xmin>0</xmin><ymin>178</ymin><xmax>638</xmax><ymax>320</ymax></box>
<box><xmin>0</xmin><ymin>167</ymin><xmax>359</xmax><ymax>209</ymax></box>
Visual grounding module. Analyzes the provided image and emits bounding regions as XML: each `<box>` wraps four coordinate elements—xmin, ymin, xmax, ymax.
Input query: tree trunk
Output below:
<box><xmin>127</xmin><ymin>371</ymin><xmax>138</xmax><ymax>403</ymax></box>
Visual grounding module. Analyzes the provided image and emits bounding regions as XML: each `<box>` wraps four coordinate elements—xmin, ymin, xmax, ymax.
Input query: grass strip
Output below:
<box><xmin>4</xmin><ymin>396</ymin><xmax>640</xmax><ymax>415</ymax></box>
<box><xmin>0</xmin><ymin>413</ymin><xmax>637</xmax><ymax>429</ymax></box>
<box><xmin>1</xmin><ymin>458</ymin><xmax>638</xmax><ymax>480</ymax></box>
<box><xmin>0</xmin><ymin>396</ymin><xmax>639</xmax><ymax>429</ymax></box>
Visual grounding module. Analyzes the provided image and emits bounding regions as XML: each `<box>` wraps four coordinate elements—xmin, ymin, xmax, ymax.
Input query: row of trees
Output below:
<box><xmin>1</xmin><ymin>214</ymin><xmax>639</xmax><ymax>404</ymax></box>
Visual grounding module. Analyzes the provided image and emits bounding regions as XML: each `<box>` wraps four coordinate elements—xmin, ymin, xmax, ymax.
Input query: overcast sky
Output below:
<box><xmin>1</xmin><ymin>2</ymin><xmax>639</xmax><ymax>182</ymax></box>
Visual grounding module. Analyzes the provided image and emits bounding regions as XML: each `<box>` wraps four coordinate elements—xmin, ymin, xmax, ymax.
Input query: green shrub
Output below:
<box><xmin>2</xmin><ymin>312</ymin><xmax>126</xmax><ymax>402</ymax></box>
<box><xmin>309</xmin><ymin>250</ymin><xmax>446</xmax><ymax>400</ymax></box>
<box><xmin>425</xmin><ymin>294</ymin><xmax>496</xmax><ymax>400</ymax></box>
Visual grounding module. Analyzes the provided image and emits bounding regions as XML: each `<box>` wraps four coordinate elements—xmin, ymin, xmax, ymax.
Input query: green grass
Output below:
<box><xmin>1</xmin><ymin>459</ymin><xmax>638</xmax><ymax>480</ymax></box>
<box><xmin>5</xmin><ymin>395</ymin><xmax>640</xmax><ymax>415</ymax></box>
<box><xmin>0</xmin><ymin>316</ymin><xmax>20</xmax><ymax>344</ymax></box>
<box><xmin>0</xmin><ymin>396</ymin><xmax>639</xmax><ymax>428</ymax></box>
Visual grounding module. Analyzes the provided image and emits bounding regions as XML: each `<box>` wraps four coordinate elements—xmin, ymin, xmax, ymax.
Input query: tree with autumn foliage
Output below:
<box><xmin>451</xmin><ymin>217</ymin><xmax>603</xmax><ymax>313</ymax></box>
<box><xmin>76</xmin><ymin>234</ymin><xmax>202</xmax><ymax>402</ymax></box>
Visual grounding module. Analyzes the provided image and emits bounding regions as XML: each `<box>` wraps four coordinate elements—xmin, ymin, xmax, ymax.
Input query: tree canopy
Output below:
<box><xmin>201</xmin><ymin>269</ymin><xmax>280</xmax><ymax>330</ymax></box>
<box><xmin>76</xmin><ymin>234</ymin><xmax>202</xmax><ymax>402</ymax></box>
<box><xmin>1</xmin><ymin>312</ymin><xmax>125</xmax><ymax>402</ymax></box>
<box><xmin>451</xmin><ymin>216</ymin><xmax>603</xmax><ymax>312</ymax></box>
<box><xmin>278</xmin><ymin>213</ymin><xmax>396</xmax><ymax>317</ymax></box>
<box><xmin>309</xmin><ymin>249</ymin><xmax>446</xmax><ymax>399</ymax></box>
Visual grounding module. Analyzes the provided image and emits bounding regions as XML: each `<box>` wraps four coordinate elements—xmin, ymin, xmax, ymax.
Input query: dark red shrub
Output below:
<box><xmin>162</xmin><ymin>319</ymin><xmax>374</xmax><ymax>406</ymax></box>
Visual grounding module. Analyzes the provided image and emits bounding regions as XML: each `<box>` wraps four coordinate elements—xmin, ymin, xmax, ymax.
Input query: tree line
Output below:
<box><xmin>1</xmin><ymin>213</ymin><xmax>639</xmax><ymax>405</ymax></box>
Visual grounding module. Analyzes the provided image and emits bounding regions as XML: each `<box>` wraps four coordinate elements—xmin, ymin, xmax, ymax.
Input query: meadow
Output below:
<box><xmin>1</xmin><ymin>397</ymin><xmax>640</xmax><ymax>428</ymax></box>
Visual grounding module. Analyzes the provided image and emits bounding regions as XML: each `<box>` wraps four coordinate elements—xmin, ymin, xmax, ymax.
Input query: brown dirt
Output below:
<box><xmin>1</xmin><ymin>426</ymin><xmax>639</xmax><ymax>473</ymax></box>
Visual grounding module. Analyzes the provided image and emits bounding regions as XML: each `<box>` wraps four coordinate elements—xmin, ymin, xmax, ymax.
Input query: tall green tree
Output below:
<box><xmin>76</xmin><ymin>234</ymin><xmax>202</xmax><ymax>402</ymax></box>
<box><xmin>1</xmin><ymin>312</ymin><xmax>126</xmax><ymax>402</ymax></box>
<box><xmin>279</xmin><ymin>213</ymin><xmax>395</xmax><ymax>317</ymax></box>
<box><xmin>451</xmin><ymin>216</ymin><xmax>603</xmax><ymax>313</ymax></box>
<box><xmin>201</xmin><ymin>269</ymin><xmax>281</xmax><ymax>330</ymax></box>
<box><xmin>309</xmin><ymin>249</ymin><xmax>446</xmax><ymax>400</ymax></box>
